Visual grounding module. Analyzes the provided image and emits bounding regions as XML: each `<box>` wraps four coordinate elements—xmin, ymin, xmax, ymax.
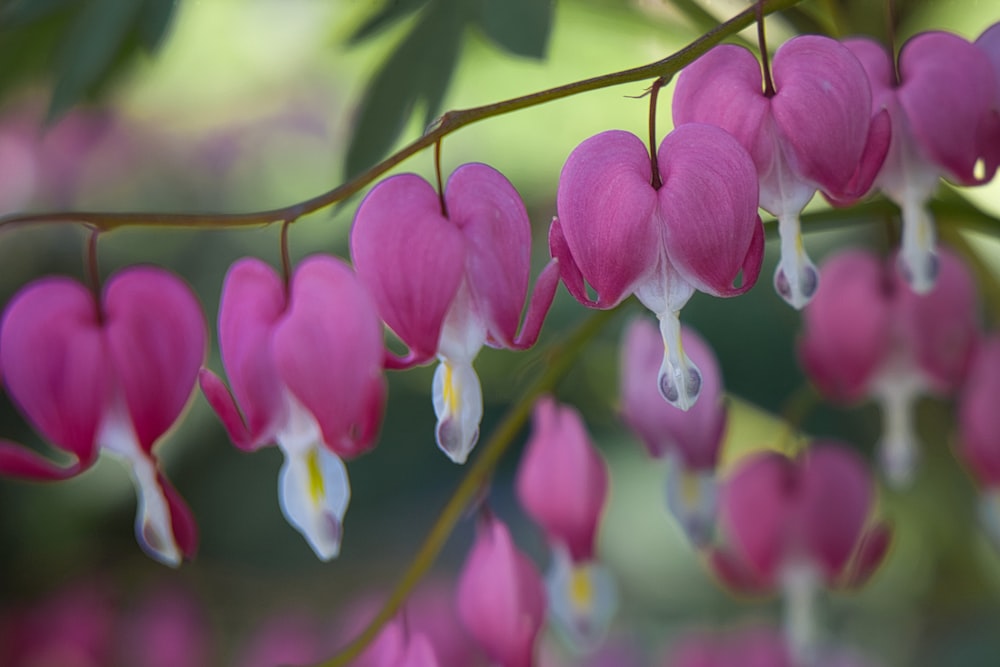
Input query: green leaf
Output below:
<box><xmin>0</xmin><ymin>0</ymin><xmax>76</xmax><ymax>27</ymax></box>
<box><xmin>137</xmin><ymin>0</ymin><xmax>177</xmax><ymax>52</ymax></box>
<box><xmin>47</xmin><ymin>0</ymin><xmax>144</xmax><ymax>120</ymax></box>
<box><xmin>348</xmin><ymin>0</ymin><xmax>429</xmax><ymax>45</ymax></box>
<box><xmin>344</xmin><ymin>0</ymin><xmax>469</xmax><ymax>178</ymax></box>
<box><xmin>476</xmin><ymin>0</ymin><xmax>553</xmax><ymax>59</ymax></box>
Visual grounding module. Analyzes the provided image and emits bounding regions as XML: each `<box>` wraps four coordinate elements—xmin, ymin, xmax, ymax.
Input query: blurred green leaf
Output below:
<box><xmin>344</xmin><ymin>0</ymin><xmax>469</xmax><ymax>178</ymax></box>
<box><xmin>348</xmin><ymin>0</ymin><xmax>429</xmax><ymax>45</ymax></box>
<box><xmin>136</xmin><ymin>0</ymin><xmax>177</xmax><ymax>52</ymax></box>
<box><xmin>0</xmin><ymin>0</ymin><xmax>75</xmax><ymax>27</ymax></box>
<box><xmin>48</xmin><ymin>0</ymin><xmax>144</xmax><ymax>120</ymax></box>
<box><xmin>476</xmin><ymin>0</ymin><xmax>553</xmax><ymax>58</ymax></box>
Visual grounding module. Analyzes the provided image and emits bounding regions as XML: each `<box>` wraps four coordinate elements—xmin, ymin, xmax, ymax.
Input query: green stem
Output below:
<box><xmin>316</xmin><ymin>307</ymin><xmax>619</xmax><ymax>667</ymax></box>
<box><xmin>0</xmin><ymin>0</ymin><xmax>803</xmax><ymax>233</ymax></box>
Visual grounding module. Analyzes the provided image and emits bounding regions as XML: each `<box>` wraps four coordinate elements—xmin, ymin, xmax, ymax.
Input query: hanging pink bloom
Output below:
<box><xmin>620</xmin><ymin>318</ymin><xmax>726</xmax><ymax>546</ymax></box>
<box><xmin>844</xmin><ymin>32</ymin><xmax>998</xmax><ymax>293</ymax></box>
<box><xmin>515</xmin><ymin>397</ymin><xmax>616</xmax><ymax>652</ymax></box>
<box><xmin>457</xmin><ymin>513</ymin><xmax>546</xmax><ymax>667</ymax></box>
<box><xmin>551</xmin><ymin>124</ymin><xmax>762</xmax><ymax>411</ymax></box>
<box><xmin>199</xmin><ymin>255</ymin><xmax>385</xmax><ymax>561</ymax></box>
<box><xmin>710</xmin><ymin>444</ymin><xmax>890</xmax><ymax>664</ymax></box>
<box><xmin>977</xmin><ymin>22</ymin><xmax>1000</xmax><ymax>174</ymax></box>
<box><xmin>351</xmin><ymin>163</ymin><xmax>559</xmax><ymax>464</ymax></box>
<box><xmin>0</xmin><ymin>266</ymin><xmax>204</xmax><ymax>566</ymax></box>
<box><xmin>673</xmin><ymin>35</ymin><xmax>890</xmax><ymax>309</ymax></box>
<box><xmin>798</xmin><ymin>247</ymin><xmax>979</xmax><ymax>486</ymax></box>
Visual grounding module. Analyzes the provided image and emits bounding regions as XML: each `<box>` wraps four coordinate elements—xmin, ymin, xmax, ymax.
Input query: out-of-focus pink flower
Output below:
<box><xmin>0</xmin><ymin>266</ymin><xmax>204</xmax><ymax>565</ymax></box>
<box><xmin>351</xmin><ymin>163</ymin><xmax>558</xmax><ymax>464</ymax></box>
<box><xmin>673</xmin><ymin>35</ymin><xmax>889</xmax><ymax>309</ymax></box>
<box><xmin>621</xmin><ymin>318</ymin><xmax>726</xmax><ymax>546</ymax></box>
<box><xmin>233</xmin><ymin>612</ymin><xmax>324</xmax><ymax>667</ymax></box>
<box><xmin>551</xmin><ymin>125</ymin><xmax>762</xmax><ymax>411</ymax></box>
<box><xmin>515</xmin><ymin>397</ymin><xmax>616</xmax><ymax>652</ymax></box>
<box><xmin>844</xmin><ymin>33</ymin><xmax>997</xmax><ymax>293</ymax></box>
<box><xmin>977</xmin><ymin>22</ymin><xmax>1000</xmax><ymax>174</ymax></box>
<box><xmin>798</xmin><ymin>247</ymin><xmax>979</xmax><ymax>486</ymax></box>
<box><xmin>117</xmin><ymin>587</ymin><xmax>211</xmax><ymax>667</ymax></box>
<box><xmin>457</xmin><ymin>513</ymin><xmax>546</xmax><ymax>667</ymax></box>
<box><xmin>199</xmin><ymin>256</ymin><xmax>385</xmax><ymax>560</ymax></box>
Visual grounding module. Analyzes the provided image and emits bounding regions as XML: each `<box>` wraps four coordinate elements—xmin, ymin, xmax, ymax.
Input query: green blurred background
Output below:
<box><xmin>2</xmin><ymin>0</ymin><xmax>1000</xmax><ymax>664</ymax></box>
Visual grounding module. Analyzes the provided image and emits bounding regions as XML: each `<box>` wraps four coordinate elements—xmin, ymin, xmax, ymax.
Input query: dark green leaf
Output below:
<box><xmin>47</xmin><ymin>0</ymin><xmax>144</xmax><ymax>120</ymax></box>
<box><xmin>476</xmin><ymin>0</ymin><xmax>553</xmax><ymax>59</ymax></box>
<box><xmin>137</xmin><ymin>0</ymin><xmax>177</xmax><ymax>52</ymax></box>
<box><xmin>0</xmin><ymin>0</ymin><xmax>75</xmax><ymax>28</ymax></box>
<box><xmin>348</xmin><ymin>0</ymin><xmax>429</xmax><ymax>45</ymax></box>
<box><xmin>344</xmin><ymin>0</ymin><xmax>469</xmax><ymax>177</ymax></box>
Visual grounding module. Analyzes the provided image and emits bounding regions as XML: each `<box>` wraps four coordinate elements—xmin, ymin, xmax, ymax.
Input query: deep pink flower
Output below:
<box><xmin>798</xmin><ymin>247</ymin><xmax>979</xmax><ymax>485</ymax></box>
<box><xmin>117</xmin><ymin>587</ymin><xmax>211</xmax><ymax>667</ymax></box>
<box><xmin>844</xmin><ymin>33</ymin><xmax>998</xmax><ymax>293</ymax></box>
<box><xmin>233</xmin><ymin>612</ymin><xmax>324</xmax><ymax>667</ymax></box>
<box><xmin>199</xmin><ymin>255</ymin><xmax>385</xmax><ymax>560</ymax></box>
<box><xmin>673</xmin><ymin>35</ymin><xmax>890</xmax><ymax>309</ymax></box>
<box><xmin>351</xmin><ymin>163</ymin><xmax>559</xmax><ymax>464</ymax></box>
<box><xmin>0</xmin><ymin>266</ymin><xmax>204</xmax><ymax>565</ymax></box>
<box><xmin>620</xmin><ymin>318</ymin><xmax>726</xmax><ymax>545</ymax></box>
<box><xmin>457</xmin><ymin>513</ymin><xmax>546</xmax><ymax>667</ymax></box>
<box><xmin>978</xmin><ymin>22</ymin><xmax>1000</xmax><ymax>174</ymax></box>
<box><xmin>515</xmin><ymin>397</ymin><xmax>616</xmax><ymax>651</ymax></box>
<box><xmin>551</xmin><ymin>124</ymin><xmax>762</xmax><ymax>410</ymax></box>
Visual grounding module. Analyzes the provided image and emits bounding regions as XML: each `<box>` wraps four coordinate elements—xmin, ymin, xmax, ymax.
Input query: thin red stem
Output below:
<box><xmin>280</xmin><ymin>219</ymin><xmax>293</xmax><ymax>293</ymax></box>
<box><xmin>648</xmin><ymin>78</ymin><xmax>665</xmax><ymax>189</ymax></box>
<box><xmin>757</xmin><ymin>0</ymin><xmax>776</xmax><ymax>96</ymax></box>
<box><xmin>85</xmin><ymin>227</ymin><xmax>103</xmax><ymax>321</ymax></box>
<box><xmin>434</xmin><ymin>139</ymin><xmax>448</xmax><ymax>217</ymax></box>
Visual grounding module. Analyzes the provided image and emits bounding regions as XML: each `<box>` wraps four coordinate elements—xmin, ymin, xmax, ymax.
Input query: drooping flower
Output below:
<box><xmin>673</xmin><ymin>35</ymin><xmax>890</xmax><ymax>309</ymax></box>
<box><xmin>351</xmin><ymin>163</ymin><xmax>559</xmax><ymax>464</ymax></box>
<box><xmin>710</xmin><ymin>444</ymin><xmax>891</xmax><ymax>664</ymax></box>
<box><xmin>457</xmin><ymin>513</ymin><xmax>546</xmax><ymax>667</ymax></box>
<box><xmin>516</xmin><ymin>397</ymin><xmax>616</xmax><ymax>652</ymax></box>
<box><xmin>844</xmin><ymin>32</ymin><xmax>998</xmax><ymax>293</ymax></box>
<box><xmin>0</xmin><ymin>266</ymin><xmax>205</xmax><ymax>566</ymax></box>
<box><xmin>977</xmin><ymin>22</ymin><xmax>1000</xmax><ymax>174</ymax></box>
<box><xmin>620</xmin><ymin>318</ymin><xmax>726</xmax><ymax>546</ymax></box>
<box><xmin>551</xmin><ymin>124</ymin><xmax>762</xmax><ymax>411</ymax></box>
<box><xmin>798</xmin><ymin>247</ymin><xmax>979</xmax><ymax>486</ymax></box>
<box><xmin>199</xmin><ymin>255</ymin><xmax>385</xmax><ymax>561</ymax></box>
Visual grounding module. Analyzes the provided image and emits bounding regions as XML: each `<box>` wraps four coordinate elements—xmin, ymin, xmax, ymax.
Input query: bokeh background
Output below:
<box><xmin>2</xmin><ymin>0</ymin><xmax>1000</xmax><ymax>665</ymax></box>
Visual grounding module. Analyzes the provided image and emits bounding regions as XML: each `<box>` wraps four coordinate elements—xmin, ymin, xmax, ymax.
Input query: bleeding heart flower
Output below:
<box><xmin>620</xmin><ymin>318</ymin><xmax>726</xmax><ymax>546</ymax></box>
<box><xmin>0</xmin><ymin>266</ymin><xmax>204</xmax><ymax>566</ymax></box>
<box><xmin>199</xmin><ymin>255</ymin><xmax>385</xmax><ymax>561</ymax></box>
<box><xmin>977</xmin><ymin>22</ymin><xmax>1000</xmax><ymax>175</ymax></box>
<box><xmin>551</xmin><ymin>124</ymin><xmax>762</xmax><ymax>411</ymax></box>
<box><xmin>515</xmin><ymin>397</ymin><xmax>616</xmax><ymax>652</ymax></box>
<box><xmin>457</xmin><ymin>513</ymin><xmax>546</xmax><ymax>667</ymax></box>
<box><xmin>673</xmin><ymin>35</ymin><xmax>890</xmax><ymax>309</ymax></box>
<box><xmin>798</xmin><ymin>247</ymin><xmax>979</xmax><ymax>486</ymax></box>
<box><xmin>351</xmin><ymin>163</ymin><xmax>559</xmax><ymax>465</ymax></box>
<box><xmin>844</xmin><ymin>32</ymin><xmax>998</xmax><ymax>293</ymax></box>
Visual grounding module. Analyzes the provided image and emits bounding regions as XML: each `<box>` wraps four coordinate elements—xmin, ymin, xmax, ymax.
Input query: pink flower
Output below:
<box><xmin>977</xmin><ymin>22</ymin><xmax>1000</xmax><ymax>175</ymax></box>
<box><xmin>117</xmin><ymin>587</ymin><xmax>211</xmax><ymax>667</ymax></box>
<box><xmin>798</xmin><ymin>247</ymin><xmax>979</xmax><ymax>485</ymax></box>
<box><xmin>515</xmin><ymin>397</ymin><xmax>616</xmax><ymax>651</ymax></box>
<box><xmin>457</xmin><ymin>513</ymin><xmax>546</xmax><ymax>667</ymax></box>
<box><xmin>844</xmin><ymin>32</ymin><xmax>998</xmax><ymax>293</ymax></box>
<box><xmin>351</xmin><ymin>163</ymin><xmax>559</xmax><ymax>464</ymax></box>
<box><xmin>199</xmin><ymin>255</ymin><xmax>385</xmax><ymax>560</ymax></box>
<box><xmin>673</xmin><ymin>35</ymin><xmax>890</xmax><ymax>309</ymax></box>
<box><xmin>0</xmin><ymin>266</ymin><xmax>204</xmax><ymax>566</ymax></box>
<box><xmin>620</xmin><ymin>318</ymin><xmax>726</xmax><ymax>545</ymax></box>
<box><xmin>551</xmin><ymin>124</ymin><xmax>762</xmax><ymax>410</ymax></box>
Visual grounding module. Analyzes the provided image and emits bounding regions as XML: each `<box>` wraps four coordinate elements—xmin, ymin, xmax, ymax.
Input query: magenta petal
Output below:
<box><xmin>273</xmin><ymin>255</ymin><xmax>385</xmax><ymax>459</ymax></box>
<box><xmin>891</xmin><ymin>246</ymin><xmax>979</xmax><ymax>393</ymax></box>
<box><xmin>104</xmin><ymin>267</ymin><xmax>206</xmax><ymax>452</ymax></box>
<box><xmin>657</xmin><ymin>123</ymin><xmax>761</xmax><ymax>296</ymax></box>
<box><xmin>198</xmin><ymin>369</ymin><xmax>253</xmax><ymax>450</ymax></box>
<box><xmin>958</xmin><ymin>337</ymin><xmax>1000</xmax><ymax>486</ymax></box>
<box><xmin>797</xmin><ymin>443</ymin><xmax>874</xmax><ymax>582</ymax></box>
<box><xmin>351</xmin><ymin>173</ymin><xmax>466</xmax><ymax>360</ymax></box>
<box><xmin>515</xmin><ymin>397</ymin><xmax>609</xmax><ymax>562</ymax></box>
<box><xmin>841</xmin><ymin>520</ymin><xmax>892</xmax><ymax>589</ymax></box>
<box><xmin>0</xmin><ymin>440</ymin><xmax>89</xmax><ymax>480</ymax></box>
<box><xmin>446</xmin><ymin>163</ymin><xmax>530</xmax><ymax>346</ymax></box>
<box><xmin>827</xmin><ymin>108</ymin><xmax>892</xmax><ymax>205</ymax></box>
<box><xmin>216</xmin><ymin>258</ymin><xmax>288</xmax><ymax>447</ymax></box>
<box><xmin>770</xmin><ymin>36</ymin><xmax>879</xmax><ymax>197</ymax></box>
<box><xmin>720</xmin><ymin>451</ymin><xmax>793</xmax><ymax>586</ymax></box>
<box><xmin>620</xmin><ymin>318</ymin><xmax>726</xmax><ymax>469</ymax></box>
<box><xmin>508</xmin><ymin>258</ymin><xmax>559</xmax><ymax>350</ymax></box>
<box><xmin>158</xmin><ymin>470</ymin><xmax>198</xmax><ymax>561</ymax></box>
<box><xmin>548</xmin><ymin>217</ymin><xmax>593</xmax><ymax>307</ymax></box>
<box><xmin>555</xmin><ymin>130</ymin><xmax>660</xmax><ymax>308</ymax></box>
<box><xmin>898</xmin><ymin>31</ymin><xmax>998</xmax><ymax>185</ymax></box>
<box><xmin>0</xmin><ymin>277</ymin><xmax>109</xmax><ymax>462</ymax></box>
<box><xmin>708</xmin><ymin>547</ymin><xmax>772</xmax><ymax>595</ymax></box>
<box><xmin>457</xmin><ymin>515</ymin><xmax>545</xmax><ymax>667</ymax></box>
<box><xmin>798</xmin><ymin>250</ymin><xmax>892</xmax><ymax>403</ymax></box>
<box><xmin>672</xmin><ymin>44</ymin><xmax>773</xmax><ymax>168</ymax></box>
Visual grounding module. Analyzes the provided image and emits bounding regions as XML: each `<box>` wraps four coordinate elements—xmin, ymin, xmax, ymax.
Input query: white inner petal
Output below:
<box><xmin>870</xmin><ymin>356</ymin><xmax>927</xmax><ymax>489</ymax></box>
<box><xmin>432</xmin><ymin>358</ymin><xmax>483</xmax><ymax>464</ymax></box>
<box><xmin>779</xmin><ymin>558</ymin><xmax>823</xmax><ymax>667</ymax></box>
<box><xmin>664</xmin><ymin>453</ymin><xmax>718</xmax><ymax>548</ymax></box>
<box><xmin>545</xmin><ymin>546</ymin><xmax>618</xmax><ymax>655</ymax></box>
